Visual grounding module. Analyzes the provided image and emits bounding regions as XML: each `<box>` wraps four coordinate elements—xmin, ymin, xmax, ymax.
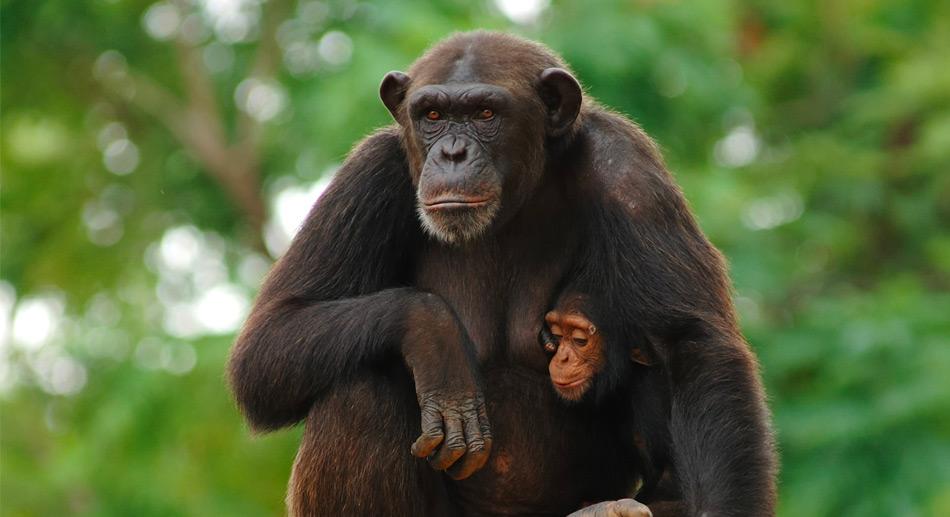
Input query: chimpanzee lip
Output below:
<box><xmin>552</xmin><ymin>378</ymin><xmax>586</xmax><ymax>388</ymax></box>
<box><xmin>423</xmin><ymin>196</ymin><xmax>492</xmax><ymax>209</ymax></box>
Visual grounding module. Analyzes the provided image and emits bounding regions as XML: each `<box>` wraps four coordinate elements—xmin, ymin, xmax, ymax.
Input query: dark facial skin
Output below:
<box><xmin>380</xmin><ymin>56</ymin><xmax>580</xmax><ymax>244</ymax></box>
<box><xmin>407</xmin><ymin>83</ymin><xmax>509</xmax><ymax>242</ymax></box>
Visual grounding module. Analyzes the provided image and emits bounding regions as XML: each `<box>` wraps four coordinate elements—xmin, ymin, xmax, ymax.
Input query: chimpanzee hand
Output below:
<box><xmin>402</xmin><ymin>293</ymin><xmax>493</xmax><ymax>480</ymax></box>
<box><xmin>568</xmin><ymin>499</ymin><xmax>653</xmax><ymax>517</ymax></box>
<box><xmin>411</xmin><ymin>389</ymin><xmax>492</xmax><ymax>480</ymax></box>
<box><xmin>539</xmin><ymin>324</ymin><xmax>559</xmax><ymax>353</ymax></box>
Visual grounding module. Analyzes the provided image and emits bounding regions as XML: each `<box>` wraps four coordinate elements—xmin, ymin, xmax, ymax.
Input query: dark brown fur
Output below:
<box><xmin>229</xmin><ymin>31</ymin><xmax>777</xmax><ymax>517</ymax></box>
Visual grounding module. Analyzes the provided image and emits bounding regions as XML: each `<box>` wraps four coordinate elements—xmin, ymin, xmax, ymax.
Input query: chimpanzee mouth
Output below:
<box><xmin>422</xmin><ymin>196</ymin><xmax>493</xmax><ymax>210</ymax></box>
<box><xmin>552</xmin><ymin>378</ymin><xmax>587</xmax><ymax>389</ymax></box>
<box><xmin>416</xmin><ymin>194</ymin><xmax>501</xmax><ymax>244</ymax></box>
<box><xmin>551</xmin><ymin>377</ymin><xmax>591</xmax><ymax>402</ymax></box>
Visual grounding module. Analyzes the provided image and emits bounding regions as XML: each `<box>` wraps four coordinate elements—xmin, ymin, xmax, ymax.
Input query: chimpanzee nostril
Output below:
<box><xmin>440</xmin><ymin>138</ymin><xmax>468</xmax><ymax>162</ymax></box>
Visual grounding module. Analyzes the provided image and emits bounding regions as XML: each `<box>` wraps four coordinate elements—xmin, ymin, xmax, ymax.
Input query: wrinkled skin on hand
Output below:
<box><xmin>568</xmin><ymin>499</ymin><xmax>653</xmax><ymax>517</ymax></box>
<box><xmin>402</xmin><ymin>294</ymin><xmax>493</xmax><ymax>480</ymax></box>
<box><xmin>410</xmin><ymin>390</ymin><xmax>492</xmax><ymax>480</ymax></box>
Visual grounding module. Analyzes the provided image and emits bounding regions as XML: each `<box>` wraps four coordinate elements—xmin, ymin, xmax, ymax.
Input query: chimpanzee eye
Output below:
<box><xmin>426</xmin><ymin>110</ymin><xmax>441</xmax><ymax>121</ymax></box>
<box><xmin>573</xmin><ymin>337</ymin><xmax>588</xmax><ymax>347</ymax></box>
<box><xmin>477</xmin><ymin>108</ymin><xmax>494</xmax><ymax>120</ymax></box>
<box><xmin>552</xmin><ymin>333</ymin><xmax>563</xmax><ymax>340</ymax></box>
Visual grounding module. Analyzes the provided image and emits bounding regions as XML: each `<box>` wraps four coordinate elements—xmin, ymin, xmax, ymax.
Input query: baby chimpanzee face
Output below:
<box><xmin>542</xmin><ymin>305</ymin><xmax>604</xmax><ymax>402</ymax></box>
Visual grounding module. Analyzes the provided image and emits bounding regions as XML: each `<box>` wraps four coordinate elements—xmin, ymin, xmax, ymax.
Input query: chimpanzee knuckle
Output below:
<box><xmin>477</xmin><ymin>397</ymin><xmax>490</xmax><ymax>417</ymax></box>
<box><xmin>468</xmin><ymin>432</ymin><xmax>487</xmax><ymax>449</ymax></box>
<box><xmin>418</xmin><ymin>390</ymin><xmax>436</xmax><ymax>406</ymax></box>
<box><xmin>437</xmin><ymin>403</ymin><xmax>461</xmax><ymax>420</ymax></box>
<box><xmin>435</xmin><ymin>390</ymin><xmax>475</xmax><ymax>410</ymax></box>
<box><xmin>456</xmin><ymin>398</ymin><xmax>477</xmax><ymax>415</ymax></box>
<box><xmin>478</xmin><ymin>426</ymin><xmax>492</xmax><ymax>444</ymax></box>
<box><xmin>419</xmin><ymin>390</ymin><xmax>449</xmax><ymax>412</ymax></box>
<box><xmin>421</xmin><ymin>427</ymin><xmax>444</xmax><ymax>440</ymax></box>
<box><xmin>466</xmin><ymin>437</ymin><xmax>487</xmax><ymax>453</ymax></box>
<box><xmin>416</xmin><ymin>421</ymin><xmax>444</xmax><ymax>438</ymax></box>
<box><xmin>419</xmin><ymin>398</ymin><xmax>437</xmax><ymax>412</ymax></box>
<box><xmin>469</xmin><ymin>392</ymin><xmax>486</xmax><ymax>409</ymax></box>
<box><xmin>481</xmin><ymin>434</ymin><xmax>493</xmax><ymax>453</ymax></box>
<box><xmin>445</xmin><ymin>434</ymin><xmax>468</xmax><ymax>451</ymax></box>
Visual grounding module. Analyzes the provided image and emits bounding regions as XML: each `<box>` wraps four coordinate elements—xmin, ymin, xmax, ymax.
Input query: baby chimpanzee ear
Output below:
<box><xmin>630</xmin><ymin>347</ymin><xmax>654</xmax><ymax>366</ymax></box>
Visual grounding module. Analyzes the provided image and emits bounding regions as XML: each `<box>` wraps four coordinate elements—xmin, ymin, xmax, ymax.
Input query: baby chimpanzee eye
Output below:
<box><xmin>573</xmin><ymin>337</ymin><xmax>588</xmax><ymax>347</ymax></box>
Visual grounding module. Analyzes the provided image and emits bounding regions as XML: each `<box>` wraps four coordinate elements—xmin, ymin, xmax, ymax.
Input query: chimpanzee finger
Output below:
<box><xmin>476</xmin><ymin>397</ymin><xmax>492</xmax><ymax>446</ymax></box>
<box><xmin>566</xmin><ymin>502</ymin><xmax>607</xmax><ymax>517</ymax></box>
<box><xmin>606</xmin><ymin>499</ymin><xmax>652</xmax><ymax>517</ymax></box>
<box><xmin>411</xmin><ymin>405</ymin><xmax>444</xmax><ymax>458</ymax></box>
<box><xmin>539</xmin><ymin>326</ymin><xmax>557</xmax><ymax>353</ymax></box>
<box><xmin>568</xmin><ymin>500</ymin><xmax>652</xmax><ymax>517</ymax></box>
<box><xmin>445</xmin><ymin>411</ymin><xmax>491</xmax><ymax>480</ymax></box>
<box><xmin>428</xmin><ymin>416</ymin><xmax>466</xmax><ymax>470</ymax></box>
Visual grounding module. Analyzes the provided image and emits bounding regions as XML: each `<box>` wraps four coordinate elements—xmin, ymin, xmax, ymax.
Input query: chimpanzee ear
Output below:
<box><xmin>380</xmin><ymin>71</ymin><xmax>411</xmax><ymax>123</ymax></box>
<box><xmin>538</xmin><ymin>68</ymin><xmax>582</xmax><ymax>137</ymax></box>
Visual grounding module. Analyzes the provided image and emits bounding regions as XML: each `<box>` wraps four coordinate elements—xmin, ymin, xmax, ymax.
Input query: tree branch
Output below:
<box><xmin>95</xmin><ymin>0</ymin><xmax>296</xmax><ymax>254</ymax></box>
<box><xmin>236</xmin><ymin>0</ymin><xmax>290</xmax><ymax>151</ymax></box>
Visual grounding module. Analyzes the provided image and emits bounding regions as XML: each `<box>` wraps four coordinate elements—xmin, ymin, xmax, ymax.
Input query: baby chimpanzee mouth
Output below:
<box><xmin>552</xmin><ymin>378</ymin><xmax>587</xmax><ymax>389</ymax></box>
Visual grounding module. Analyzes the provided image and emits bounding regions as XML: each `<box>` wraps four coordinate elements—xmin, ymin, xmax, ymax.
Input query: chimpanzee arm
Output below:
<box><xmin>574</xmin><ymin>111</ymin><xmax>777</xmax><ymax>517</ymax></box>
<box><xmin>228</xmin><ymin>128</ymin><xmax>491</xmax><ymax>479</ymax></box>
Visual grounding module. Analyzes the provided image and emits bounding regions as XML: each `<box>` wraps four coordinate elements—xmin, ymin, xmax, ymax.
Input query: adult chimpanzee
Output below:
<box><xmin>229</xmin><ymin>31</ymin><xmax>777</xmax><ymax>516</ymax></box>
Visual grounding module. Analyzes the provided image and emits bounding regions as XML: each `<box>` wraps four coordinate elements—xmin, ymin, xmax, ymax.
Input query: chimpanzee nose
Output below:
<box><xmin>439</xmin><ymin>137</ymin><xmax>468</xmax><ymax>162</ymax></box>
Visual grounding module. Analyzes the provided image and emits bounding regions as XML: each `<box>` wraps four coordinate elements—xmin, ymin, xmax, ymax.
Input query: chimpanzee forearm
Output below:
<box><xmin>228</xmin><ymin>128</ymin><xmax>426</xmax><ymax>431</ymax></box>
<box><xmin>229</xmin><ymin>288</ymin><xmax>466</xmax><ymax>431</ymax></box>
<box><xmin>667</xmin><ymin>335</ymin><xmax>776</xmax><ymax>517</ymax></box>
<box><xmin>228</xmin><ymin>128</ymin><xmax>491</xmax><ymax>478</ymax></box>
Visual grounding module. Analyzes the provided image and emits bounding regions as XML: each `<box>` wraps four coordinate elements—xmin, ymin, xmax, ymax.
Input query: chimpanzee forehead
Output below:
<box><xmin>407</xmin><ymin>31</ymin><xmax>566</xmax><ymax>92</ymax></box>
<box><xmin>444</xmin><ymin>47</ymin><xmax>481</xmax><ymax>83</ymax></box>
<box><xmin>410</xmin><ymin>48</ymin><xmax>520</xmax><ymax>89</ymax></box>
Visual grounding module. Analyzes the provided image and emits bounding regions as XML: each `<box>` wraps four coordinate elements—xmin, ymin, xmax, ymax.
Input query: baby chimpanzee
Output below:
<box><xmin>539</xmin><ymin>293</ymin><xmax>653</xmax><ymax>402</ymax></box>
<box><xmin>539</xmin><ymin>294</ymin><xmax>687</xmax><ymax>514</ymax></box>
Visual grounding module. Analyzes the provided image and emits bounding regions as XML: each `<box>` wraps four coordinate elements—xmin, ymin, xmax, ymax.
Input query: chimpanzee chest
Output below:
<box><xmin>414</xmin><ymin>236</ymin><xmax>572</xmax><ymax>367</ymax></box>
<box><xmin>415</xmin><ymin>247</ymin><xmax>640</xmax><ymax>514</ymax></box>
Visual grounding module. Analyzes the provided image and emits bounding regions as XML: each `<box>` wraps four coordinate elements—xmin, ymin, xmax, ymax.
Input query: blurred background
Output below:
<box><xmin>2</xmin><ymin>0</ymin><xmax>949</xmax><ymax>515</ymax></box>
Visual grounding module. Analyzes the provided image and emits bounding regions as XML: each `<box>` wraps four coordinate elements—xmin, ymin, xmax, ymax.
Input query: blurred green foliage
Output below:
<box><xmin>2</xmin><ymin>0</ymin><xmax>949</xmax><ymax>515</ymax></box>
